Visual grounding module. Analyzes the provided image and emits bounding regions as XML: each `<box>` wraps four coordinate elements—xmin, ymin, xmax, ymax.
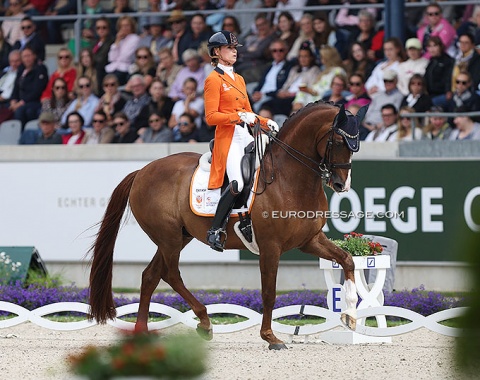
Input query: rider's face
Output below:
<box><xmin>218</xmin><ymin>45</ymin><xmax>237</xmax><ymax>65</ymax></box>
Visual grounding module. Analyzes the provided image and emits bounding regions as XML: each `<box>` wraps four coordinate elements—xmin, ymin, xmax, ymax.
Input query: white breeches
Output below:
<box><xmin>226</xmin><ymin>124</ymin><xmax>254</xmax><ymax>192</ymax></box>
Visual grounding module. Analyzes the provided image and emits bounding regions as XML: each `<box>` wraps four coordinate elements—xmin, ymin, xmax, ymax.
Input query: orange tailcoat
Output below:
<box><xmin>204</xmin><ymin>67</ymin><xmax>269</xmax><ymax>189</ymax></box>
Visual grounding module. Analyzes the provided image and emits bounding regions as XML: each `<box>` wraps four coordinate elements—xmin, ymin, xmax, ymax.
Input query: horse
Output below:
<box><xmin>89</xmin><ymin>101</ymin><xmax>365</xmax><ymax>350</ymax></box>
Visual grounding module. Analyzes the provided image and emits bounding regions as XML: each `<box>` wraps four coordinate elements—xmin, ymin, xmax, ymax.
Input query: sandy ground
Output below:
<box><xmin>0</xmin><ymin>322</ymin><xmax>471</xmax><ymax>380</ymax></box>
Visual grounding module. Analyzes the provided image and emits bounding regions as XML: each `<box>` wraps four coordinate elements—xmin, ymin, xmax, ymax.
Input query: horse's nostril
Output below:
<box><xmin>334</xmin><ymin>182</ymin><xmax>344</xmax><ymax>192</ymax></box>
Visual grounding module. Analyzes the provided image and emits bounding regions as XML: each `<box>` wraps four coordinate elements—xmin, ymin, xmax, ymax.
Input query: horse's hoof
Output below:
<box><xmin>341</xmin><ymin>312</ymin><xmax>357</xmax><ymax>331</ymax></box>
<box><xmin>196</xmin><ymin>326</ymin><xmax>213</xmax><ymax>341</ymax></box>
<box><xmin>268</xmin><ymin>343</ymin><xmax>288</xmax><ymax>350</ymax></box>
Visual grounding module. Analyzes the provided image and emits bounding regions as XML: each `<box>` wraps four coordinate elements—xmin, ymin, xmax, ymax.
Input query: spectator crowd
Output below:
<box><xmin>0</xmin><ymin>0</ymin><xmax>479</xmax><ymax>145</ymax></box>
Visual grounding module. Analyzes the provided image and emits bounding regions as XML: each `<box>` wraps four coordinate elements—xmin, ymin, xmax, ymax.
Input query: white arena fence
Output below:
<box><xmin>0</xmin><ymin>301</ymin><xmax>466</xmax><ymax>341</ymax></box>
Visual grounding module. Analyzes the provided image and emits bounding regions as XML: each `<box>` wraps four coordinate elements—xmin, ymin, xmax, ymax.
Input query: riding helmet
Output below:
<box><xmin>207</xmin><ymin>31</ymin><xmax>242</xmax><ymax>57</ymax></box>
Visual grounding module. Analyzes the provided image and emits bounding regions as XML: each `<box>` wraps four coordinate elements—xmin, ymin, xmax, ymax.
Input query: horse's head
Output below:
<box><xmin>320</xmin><ymin>104</ymin><xmax>367</xmax><ymax>193</ymax></box>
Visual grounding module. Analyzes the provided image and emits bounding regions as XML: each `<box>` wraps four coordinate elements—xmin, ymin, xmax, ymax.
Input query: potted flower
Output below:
<box><xmin>68</xmin><ymin>330</ymin><xmax>206</xmax><ymax>380</ymax></box>
<box><xmin>331</xmin><ymin>232</ymin><xmax>383</xmax><ymax>256</ymax></box>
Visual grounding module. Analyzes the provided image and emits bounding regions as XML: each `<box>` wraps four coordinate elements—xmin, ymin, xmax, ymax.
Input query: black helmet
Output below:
<box><xmin>207</xmin><ymin>31</ymin><xmax>242</xmax><ymax>57</ymax></box>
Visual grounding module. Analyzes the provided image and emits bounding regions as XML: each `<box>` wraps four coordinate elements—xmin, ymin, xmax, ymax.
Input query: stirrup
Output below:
<box><xmin>207</xmin><ymin>228</ymin><xmax>227</xmax><ymax>252</ymax></box>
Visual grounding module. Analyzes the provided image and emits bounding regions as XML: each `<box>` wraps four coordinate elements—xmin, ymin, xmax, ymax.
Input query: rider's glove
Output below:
<box><xmin>267</xmin><ymin>119</ymin><xmax>279</xmax><ymax>135</ymax></box>
<box><xmin>238</xmin><ymin>111</ymin><xmax>257</xmax><ymax>125</ymax></box>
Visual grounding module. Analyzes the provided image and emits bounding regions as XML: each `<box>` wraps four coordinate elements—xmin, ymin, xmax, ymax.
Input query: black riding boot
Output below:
<box><xmin>207</xmin><ymin>180</ymin><xmax>240</xmax><ymax>252</ymax></box>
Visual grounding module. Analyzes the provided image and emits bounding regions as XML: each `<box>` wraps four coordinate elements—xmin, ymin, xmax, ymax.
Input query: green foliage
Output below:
<box><xmin>331</xmin><ymin>232</ymin><xmax>383</xmax><ymax>256</ymax></box>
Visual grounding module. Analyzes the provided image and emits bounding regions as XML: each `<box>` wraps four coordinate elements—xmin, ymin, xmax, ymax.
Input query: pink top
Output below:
<box><xmin>417</xmin><ymin>18</ymin><xmax>456</xmax><ymax>59</ymax></box>
<box><xmin>105</xmin><ymin>34</ymin><xmax>141</xmax><ymax>73</ymax></box>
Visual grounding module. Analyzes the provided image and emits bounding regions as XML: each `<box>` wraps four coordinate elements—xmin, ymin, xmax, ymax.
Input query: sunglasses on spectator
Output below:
<box><xmin>400</xmin><ymin>116</ymin><xmax>410</xmax><ymax>120</ymax></box>
<box><xmin>137</xmin><ymin>55</ymin><xmax>149</xmax><ymax>59</ymax></box>
<box><xmin>79</xmin><ymin>83</ymin><xmax>90</xmax><ymax>88</ymax></box>
<box><xmin>58</xmin><ymin>55</ymin><xmax>71</xmax><ymax>60</ymax></box>
<box><xmin>21</xmin><ymin>25</ymin><xmax>33</xmax><ymax>30</ymax></box>
<box><xmin>96</xmin><ymin>25</ymin><xmax>108</xmax><ymax>30</ymax></box>
<box><xmin>178</xmin><ymin>122</ymin><xmax>189</xmax><ymax>126</ymax></box>
<box><xmin>383</xmin><ymin>79</ymin><xmax>395</xmax><ymax>83</ymax></box>
<box><xmin>92</xmin><ymin>119</ymin><xmax>105</xmax><ymax>123</ymax></box>
<box><xmin>271</xmin><ymin>49</ymin><xmax>285</xmax><ymax>53</ymax></box>
<box><xmin>54</xmin><ymin>85</ymin><xmax>66</xmax><ymax>90</ymax></box>
<box><xmin>456</xmin><ymin>80</ymin><xmax>469</xmax><ymax>85</ymax></box>
<box><xmin>113</xmin><ymin>121</ymin><xmax>126</xmax><ymax>127</ymax></box>
<box><xmin>104</xmin><ymin>82</ymin><xmax>117</xmax><ymax>87</ymax></box>
<box><xmin>349</xmin><ymin>82</ymin><xmax>361</xmax><ymax>86</ymax></box>
<box><xmin>427</xmin><ymin>12</ymin><xmax>440</xmax><ymax>16</ymax></box>
<box><xmin>149</xmin><ymin>118</ymin><xmax>161</xmax><ymax>123</ymax></box>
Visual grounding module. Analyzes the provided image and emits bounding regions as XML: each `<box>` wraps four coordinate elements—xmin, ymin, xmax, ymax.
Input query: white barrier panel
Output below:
<box><xmin>0</xmin><ymin>162</ymin><xmax>239</xmax><ymax>262</ymax></box>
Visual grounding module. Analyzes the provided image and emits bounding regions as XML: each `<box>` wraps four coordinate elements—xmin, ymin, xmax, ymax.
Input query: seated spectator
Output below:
<box><xmin>397</xmin><ymin>38</ymin><xmax>429</xmax><ymax>96</ymax></box>
<box><xmin>292</xmin><ymin>45</ymin><xmax>346</xmax><ymax>111</ymax></box>
<box><xmin>343</xmin><ymin>42</ymin><xmax>375</xmax><ymax>80</ymax></box>
<box><xmin>41</xmin><ymin>48</ymin><xmax>76</xmax><ymax>102</ymax></box>
<box><xmin>84</xmin><ymin>110</ymin><xmax>115</xmax><ymax>144</ymax></box>
<box><xmin>387</xmin><ymin>106</ymin><xmax>423</xmax><ymax>141</ymax></box>
<box><xmin>13</xmin><ymin>16</ymin><xmax>44</xmax><ymax>62</ymax></box>
<box><xmin>219</xmin><ymin>15</ymin><xmax>241</xmax><ymax>37</ymax></box>
<box><xmin>258</xmin><ymin>104</ymin><xmax>274</xmax><ymax>120</ymax></box>
<box><xmin>422</xmin><ymin>105</ymin><xmax>452</xmax><ymax>140</ymax></box>
<box><xmin>417</xmin><ymin>1</ymin><xmax>456</xmax><ymax>58</ymax></box>
<box><xmin>287</xmin><ymin>13</ymin><xmax>316</xmax><ymax>62</ymax></box>
<box><xmin>41</xmin><ymin>77</ymin><xmax>72</xmax><ymax>129</ymax></box>
<box><xmin>361</xmin><ymin>70</ymin><xmax>404</xmax><ymax>139</ymax></box>
<box><xmin>45</xmin><ymin>0</ymin><xmax>76</xmax><ymax>44</ymax></box>
<box><xmin>81</xmin><ymin>0</ymin><xmax>105</xmax><ymax>33</ymax></box>
<box><xmin>344</xmin><ymin>72</ymin><xmax>371</xmax><ymax>110</ymax></box>
<box><xmin>172</xmin><ymin>112</ymin><xmax>199</xmax><ymax>142</ymax></box>
<box><xmin>92</xmin><ymin>17</ymin><xmax>115</xmax><ymax>91</ymax></box>
<box><xmin>61</xmin><ymin>76</ymin><xmax>100</xmax><ymax>128</ymax></box>
<box><xmin>62</xmin><ymin>111</ymin><xmax>87</xmax><ymax>144</ymax></box>
<box><xmin>313</xmin><ymin>11</ymin><xmax>348</xmax><ymax>60</ymax></box>
<box><xmin>345</xmin><ymin>9</ymin><xmax>378</xmax><ymax>61</ymax></box>
<box><xmin>0</xmin><ymin>50</ymin><xmax>21</xmax><ymax>107</ymax></box>
<box><xmin>452</xmin><ymin>33</ymin><xmax>480</xmax><ymax>93</ymax></box>
<box><xmin>449</xmin><ymin>106</ymin><xmax>480</xmax><ymax>140</ymax></box>
<box><xmin>136</xmin><ymin>110</ymin><xmax>172</xmax><ymax>143</ymax></box>
<box><xmin>206</xmin><ymin>0</ymin><xmax>237</xmax><ymax>33</ymax></box>
<box><xmin>125</xmin><ymin>47</ymin><xmax>156</xmax><ymax>91</ymax></box>
<box><xmin>235</xmin><ymin>13</ymin><xmax>276</xmax><ymax>83</ymax></box>
<box><xmin>9</xmin><ymin>47</ymin><xmax>47</xmax><ymax>127</ymax></box>
<box><xmin>168</xmin><ymin>77</ymin><xmax>204</xmax><ymax>129</ymax></box>
<box><xmin>365</xmin><ymin>37</ymin><xmax>406</xmax><ymax>97</ymax></box>
<box><xmin>122</xmin><ymin>74</ymin><xmax>151</xmax><ymax>130</ymax></box>
<box><xmin>67</xmin><ymin>26</ymin><xmax>96</xmax><ymax>57</ymax></box>
<box><xmin>251</xmin><ymin>39</ymin><xmax>295</xmax><ymax>112</ymax></box>
<box><xmin>275</xmin><ymin>11</ymin><xmax>298</xmax><ymax>54</ymax></box>
<box><xmin>76</xmin><ymin>48</ymin><xmax>99</xmax><ymax>96</ymax></box>
<box><xmin>424</xmin><ymin>36</ymin><xmax>454</xmax><ymax>104</ymax></box>
<box><xmin>263</xmin><ymin>41</ymin><xmax>321</xmax><ymax>115</ymax></box>
<box><xmin>137</xmin><ymin>17</ymin><xmax>172</xmax><ymax>63</ymax></box>
<box><xmin>168</xmin><ymin>49</ymin><xmax>206</xmax><ymax>101</ymax></box>
<box><xmin>364</xmin><ymin>103</ymin><xmax>399</xmax><ymax>142</ymax></box>
<box><xmin>400</xmin><ymin>74</ymin><xmax>433</xmax><ymax>115</ymax></box>
<box><xmin>335</xmin><ymin>0</ymin><xmax>377</xmax><ymax>36</ymax></box>
<box><xmin>156</xmin><ymin>47</ymin><xmax>183</xmax><ymax>95</ymax></box>
<box><xmin>322</xmin><ymin>74</ymin><xmax>348</xmax><ymax>105</ymax></box>
<box><xmin>139</xmin><ymin>78</ymin><xmax>175</xmax><ymax>126</ymax></box>
<box><xmin>111</xmin><ymin>111</ymin><xmax>138</xmax><ymax>143</ymax></box>
<box><xmin>234</xmin><ymin>0</ymin><xmax>262</xmax><ymax>40</ymax></box>
<box><xmin>167</xmin><ymin>10</ymin><xmax>191</xmax><ymax>64</ymax></box>
<box><xmin>95</xmin><ymin>74</ymin><xmax>126</xmax><ymax>127</ymax></box>
<box><xmin>185</xmin><ymin>13</ymin><xmax>212</xmax><ymax>52</ymax></box>
<box><xmin>446</xmin><ymin>71</ymin><xmax>480</xmax><ymax>112</ymax></box>
<box><xmin>35</xmin><ymin>112</ymin><xmax>63</xmax><ymax>144</ymax></box>
<box><xmin>105</xmin><ymin>16</ymin><xmax>141</xmax><ymax>85</ymax></box>
<box><xmin>2</xmin><ymin>1</ymin><xmax>26</xmax><ymax>46</ymax></box>
<box><xmin>138</xmin><ymin>0</ymin><xmax>165</xmax><ymax>34</ymax></box>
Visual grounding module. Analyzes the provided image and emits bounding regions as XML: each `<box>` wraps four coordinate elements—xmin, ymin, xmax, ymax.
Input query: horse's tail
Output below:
<box><xmin>88</xmin><ymin>170</ymin><xmax>139</xmax><ymax>323</ymax></box>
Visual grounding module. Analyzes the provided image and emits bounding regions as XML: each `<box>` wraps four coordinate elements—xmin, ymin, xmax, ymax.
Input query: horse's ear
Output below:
<box><xmin>355</xmin><ymin>105</ymin><xmax>369</xmax><ymax>125</ymax></box>
<box><xmin>335</xmin><ymin>104</ymin><xmax>348</xmax><ymax>128</ymax></box>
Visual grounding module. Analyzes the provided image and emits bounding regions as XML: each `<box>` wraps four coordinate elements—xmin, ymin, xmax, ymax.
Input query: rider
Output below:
<box><xmin>204</xmin><ymin>30</ymin><xmax>279</xmax><ymax>252</ymax></box>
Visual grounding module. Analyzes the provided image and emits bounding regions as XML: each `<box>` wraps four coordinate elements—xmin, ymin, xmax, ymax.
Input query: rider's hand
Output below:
<box><xmin>238</xmin><ymin>112</ymin><xmax>257</xmax><ymax>125</ymax></box>
<box><xmin>267</xmin><ymin>119</ymin><xmax>279</xmax><ymax>134</ymax></box>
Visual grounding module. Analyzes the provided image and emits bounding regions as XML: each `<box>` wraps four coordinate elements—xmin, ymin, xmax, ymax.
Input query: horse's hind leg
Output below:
<box><xmin>135</xmin><ymin>247</ymin><xmax>166</xmax><ymax>332</ymax></box>
<box><xmin>301</xmin><ymin>232</ymin><xmax>358</xmax><ymax>330</ymax></box>
<box><xmin>162</xmin><ymin>237</ymin><xmax>213</xmax><ymax>340</ymax></box>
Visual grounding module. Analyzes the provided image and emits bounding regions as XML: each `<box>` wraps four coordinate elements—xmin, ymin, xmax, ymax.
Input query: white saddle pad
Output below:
<box><xmin>190</xmin><ymin>152</ymin><xmax>259</xmax><ymax>217</ymax></box>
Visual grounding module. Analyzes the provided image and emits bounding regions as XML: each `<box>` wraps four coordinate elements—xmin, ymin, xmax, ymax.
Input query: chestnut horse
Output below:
<box><xmin>89</xmin><ymin>102</ymin><xmax>363</xmax><ymax>350</ymax></box>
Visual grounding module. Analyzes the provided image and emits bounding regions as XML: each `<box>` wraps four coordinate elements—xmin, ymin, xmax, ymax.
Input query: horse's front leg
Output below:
<box><xmin>301</xmin><ymin>231</ymin><xmax>358</xmax><ymax>330</ymax></box>
<box><xmin>259</xmin><ymin>248</ymin><xmax>287</xmax><ymax>350</ymax></box>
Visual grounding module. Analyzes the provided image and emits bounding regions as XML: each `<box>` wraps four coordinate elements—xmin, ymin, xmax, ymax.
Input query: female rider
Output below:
<box><xmin>204</xmin><ymin>30</ymin><xmax>279</xmax><ymax>252</ymax></box>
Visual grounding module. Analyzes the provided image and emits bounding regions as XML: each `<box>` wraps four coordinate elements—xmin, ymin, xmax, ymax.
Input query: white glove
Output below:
<box><xmin>238</xmin><ymin>111</ymin><xmax>257</xmax><ymax>125</ymax></box>
<box><xmin>267</xmin><ymin>119</ymin><xmax>279</xmax><ymax>133</ymax></box>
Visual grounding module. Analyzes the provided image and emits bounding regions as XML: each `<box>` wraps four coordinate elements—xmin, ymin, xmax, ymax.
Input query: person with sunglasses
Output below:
<box><xmin>136</xmin><ymin>110</ymin><xmax>172</xmax><ymax>143</ymax></box>
<box><xmin>111</xmin><ymin>112</ymin><xmax>138</xmax><ymax>143</ymax></box>
<box><xmin>84</xmin><ymin>110</ymin><xmax>115</xmax><ymax>144</ymax></box>
<box><xmin>92</xmin><ymin>17</ymin><xmax>114</xmax><ymax>91</ymax></box>
<box><xmin>60</xmin><ymin>76</ymin><xmax>100</xmax><ymax>128</ymax></box>
<box><xmin>94</xmin><ymin>74</ymin><xmax>126</xmax><ymax>127</ymax></box>
<box><xmin>417</xmin><ymin>2</ymin><xmax>456</xmax><ymax>59</ymax></box>
<box><xmin>446</xmin><ymin>71</ymin><xmax>480</xmax><ymax>112</ymax></box>
<box><xmin>12</xmin><ymin>16</ymin><xmax>45</xmax><ymax>62</ymax></box>
<box><xmin>250</xmin><ymin>39</ymin><xmax>295</xmax><ymax>113</ymax></box>
<box><xmin>41</xmin><ymin>77</ymin><xmax>72</xmax><ymax>130</ymax></box>
<box><xmin>41</xmin><ymin>47</ymin><xmax>76</xmax><ymax>103</ymax></box>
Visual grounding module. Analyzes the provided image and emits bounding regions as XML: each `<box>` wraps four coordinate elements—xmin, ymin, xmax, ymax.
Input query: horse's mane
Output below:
<box><xmin>280</xmin><ymin>100</ymin><xmax>338</xmax><ymax>134</ymax></box>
